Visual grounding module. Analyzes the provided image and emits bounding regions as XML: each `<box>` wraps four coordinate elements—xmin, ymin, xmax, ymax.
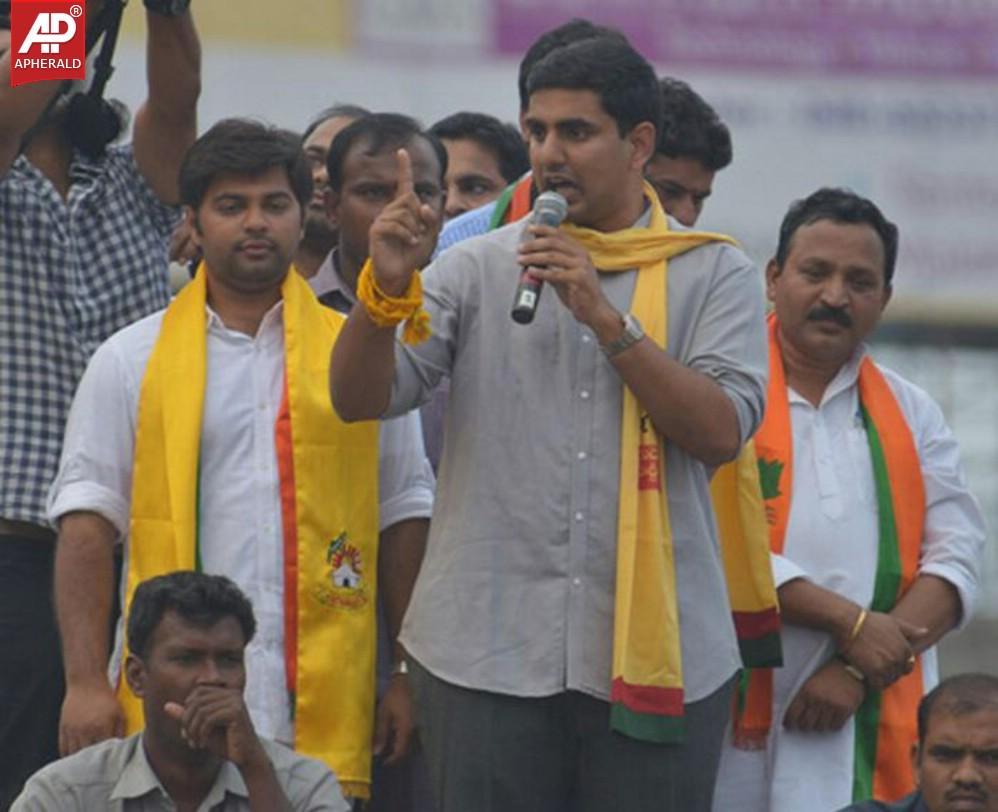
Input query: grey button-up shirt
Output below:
<box><xmin>388</xmin><ymin>218</ymin><xmax>768</xmax><ymax>704</ymax></box>
<box><xmin>11</xmin><ymin>733</ymin><xmax>349</xmax><ymax>811</ymax></box>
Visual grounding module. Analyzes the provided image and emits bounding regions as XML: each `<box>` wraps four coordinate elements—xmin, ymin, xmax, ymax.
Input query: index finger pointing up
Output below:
<box><xmin>396</xmin><ymin>148</ymin><xmax>414</xmax><ymax>199</ymax></box>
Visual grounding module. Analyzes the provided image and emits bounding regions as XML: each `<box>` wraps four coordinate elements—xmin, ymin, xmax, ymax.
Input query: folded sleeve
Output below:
<box><xmin>680</xmin><ymin>247</ymin><xmax>769</xmax><ymax>445</ymax></box>
<box><xmin>376</xmin><ymin>410</ymin><xmax>435</xmax><ymax>531</ymax></box>
<box><xmin>906</xmin><ymin>381</ymin><xmax>987</xmax><ymax>630</ymax></box>
<box><xmin>46</xmin><ymin>338</ymin><xmax>138</xmax><ymax>538</ymax></box>
<box><xmin>772</xmin><ymin>552</ymin><xmax>812</xmax><ymax>590</ymax></box>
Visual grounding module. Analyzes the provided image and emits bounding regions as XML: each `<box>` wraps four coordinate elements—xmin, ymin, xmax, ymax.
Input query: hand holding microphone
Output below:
<box><xmin>515</xmin><ymin>194</ymin><xmax>626</xmax><ymax>337</ymax></box>
<box><xmin>510</xmin><ymin>191</ymin><xmax>569</xmax><ymax>324</ymax></box>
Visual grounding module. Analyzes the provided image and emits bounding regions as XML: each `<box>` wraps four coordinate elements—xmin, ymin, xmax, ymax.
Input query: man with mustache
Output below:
<box><xmin>838</xmin><ymin>673</ymin><xmax>998</xmax><ymax>812</ymax></box>
<box><xmin>713</xmin><ymin>188</ymin><xmax>985</xmax><ymax>811</ymax></box>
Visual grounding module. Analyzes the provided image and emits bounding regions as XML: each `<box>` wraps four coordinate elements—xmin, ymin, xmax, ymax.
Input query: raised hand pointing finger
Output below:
<box><xmin>367</xmin><ymin>147</ymin><xmax>441</xmax><ymax>294</ymax></box>
<box><xmin>396</xmin><ymin>148</ymin><xmax>414</xmax><ymax>201</ymax></box>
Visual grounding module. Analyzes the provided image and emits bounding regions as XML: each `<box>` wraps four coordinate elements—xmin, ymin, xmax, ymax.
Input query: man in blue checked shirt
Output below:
<box><xmin>0</xmin><ymin>1</ymin><xmax>201</xmax><ymax>805</ymax></box>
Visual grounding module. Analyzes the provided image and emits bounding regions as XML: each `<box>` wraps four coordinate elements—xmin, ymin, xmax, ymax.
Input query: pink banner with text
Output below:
<box><xmin>493</xmin><ymin>0</ymin><xmax>998</xmax><ymax>78</ymax></box>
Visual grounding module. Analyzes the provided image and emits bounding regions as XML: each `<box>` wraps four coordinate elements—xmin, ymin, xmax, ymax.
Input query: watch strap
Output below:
<box><xmin>600</xmin><ymin>313</ymin><xmax>644</xmax><ymax>358</ymax></box>
<box><xmin>143</xmin><ymin>0</ymin><xmax>192</xmax><ymax>17</ymax></box>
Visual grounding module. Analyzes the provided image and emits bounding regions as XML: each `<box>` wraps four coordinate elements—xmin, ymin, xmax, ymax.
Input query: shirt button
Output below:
<box><xmin>580</xmin><ymin>390</ymin><xmax>590</xmax><ymax>400</ymax></box>
<box><xmin>574</xmin><ymin>511</ymin><xmax>584</xmax><ymax>522</ymax></box>
<box><xmin>582</xmin><ymin>334</ymin><xmax>592</xmax><ymax>344</ymax></box>
<box><xmin>572</xmin><ymin>578</ymin><xmax>582</xmax><ymax>587</ymax></box>
<box><xmin>577</xmin><ymin>451</ymin><xmax>587</xmax><ymax>460</ymax></box>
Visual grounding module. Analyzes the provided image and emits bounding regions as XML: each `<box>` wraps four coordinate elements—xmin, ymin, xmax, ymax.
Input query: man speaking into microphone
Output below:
<box><xmin>331</xmin><ymin>33</ymin><xmax>768</xmax><ymax>811</ymax></box>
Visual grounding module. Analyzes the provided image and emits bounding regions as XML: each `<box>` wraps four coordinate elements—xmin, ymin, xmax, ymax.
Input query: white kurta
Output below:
<box><xmin>48</xmin><ymin>302</ymin><xmax>436</xmax><ymax>744</ymax></box>
<box><xmin>713</xmin><ymin>349</ymin><xmax>985</xmax><ymax>812</ymax></box>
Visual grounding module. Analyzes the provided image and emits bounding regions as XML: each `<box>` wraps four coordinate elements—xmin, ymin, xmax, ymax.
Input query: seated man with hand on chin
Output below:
<box><xmin>13</xmin><ymin>571</ymin><xmax>349</xmax><ymax>811</ymax></box>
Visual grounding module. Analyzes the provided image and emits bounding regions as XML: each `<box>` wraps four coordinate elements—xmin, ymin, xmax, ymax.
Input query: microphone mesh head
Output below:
<box><xmin>533</xmin><ymin>191</ymin><xmax>568</xmax><ymax>227</ymax></box>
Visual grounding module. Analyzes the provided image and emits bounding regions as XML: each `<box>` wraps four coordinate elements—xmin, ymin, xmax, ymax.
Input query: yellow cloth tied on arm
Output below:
<box><xmin>561</xmin><ymin>183</ymin><xmax>780</xmax><ymax>742</ymax></box>
<box><xmin>356</xmin><ymin>257</ymin><xmax>431</xmax><ymax>344</ymax></box>
<box><xmin>121</xmin><ymin>266</ymin><xmax>380</xmax><ymax>799</ymax></box>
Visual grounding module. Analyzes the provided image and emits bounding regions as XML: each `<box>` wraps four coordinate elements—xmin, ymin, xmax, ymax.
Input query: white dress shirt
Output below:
<box><xmin>48</xmin><ymin>301</ymin><xmax>435</xmax><ymax>743</ymax></box>
<box><xmin>713</xmin><ymin>348</ymin><xmax>986</xmax><ymax>812</ymax></box>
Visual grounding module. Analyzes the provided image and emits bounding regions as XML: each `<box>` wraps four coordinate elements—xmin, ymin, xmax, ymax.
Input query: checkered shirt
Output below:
<box><xmin>432</xmin><ymin>199</ymin><xmax>498</xmax><ymax>258</ymax></box>
<box><xmin>0</xmin><ymin>144</ymin><xmax>177</xmax><ymax>525</ymax></box>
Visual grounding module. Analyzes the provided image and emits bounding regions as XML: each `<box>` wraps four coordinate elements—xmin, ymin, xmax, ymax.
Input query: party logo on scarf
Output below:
<box><xmin>313</xmin><ymin>531</ymin><xmax>368</xmax><ymax>611</ymax></box>
<box><xmin>10</xmin><ymin>0</ymin><xmax>86</xmax><ymax>87</ymax></box>
<box><xmin>757</xmin><ymin>457</ymin><xmax>784</xmax><ymax>526</ymax></box>
<box><xmin>756</xmin><ymin>457</ymin><xmax>783</xmax><ymax>500</ymax></box>
<box><xmin>638</xmin><ymin>412</ymin><xmax>661</xmax><ymax>490</ymax></box>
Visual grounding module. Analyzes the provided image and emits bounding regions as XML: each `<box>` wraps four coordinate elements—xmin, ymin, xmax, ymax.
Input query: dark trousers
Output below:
<box><xmin>0</xmin><ymin>537</ymin><xmax>64</xmax><ymax>810</ymax></box>
<box><xmin>364</xmin><ymin>738</ymin><xmax>434</xmax><ymax>812</ymax></box>
<box><xmin>410</xmin><ymin>659</ymin><xmax>736</xmax><ymax>812</ymax></box>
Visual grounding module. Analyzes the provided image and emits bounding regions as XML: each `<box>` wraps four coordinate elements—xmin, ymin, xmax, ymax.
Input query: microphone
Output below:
<box><xmin>510</xmin><ymin>191</ymin><xmax>569</xmax><ymax>324</ymax></box>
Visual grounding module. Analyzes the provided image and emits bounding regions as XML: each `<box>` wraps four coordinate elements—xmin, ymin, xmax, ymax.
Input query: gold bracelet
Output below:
<box><xmin>846</xmin><ymin>608</ymin><xmax>868</xmax><ymax>647</ymax></box>
<box><xmin>837</xmin><ymin>657</ymin><xmax>866</xmax><ymax>683</ymax></box>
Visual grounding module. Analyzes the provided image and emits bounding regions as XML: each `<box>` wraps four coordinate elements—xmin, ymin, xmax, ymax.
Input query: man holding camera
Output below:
<box><xmin>0</xmin><ymin>1</ymin><xmax>201</xmax><ymax>804</ymax></box>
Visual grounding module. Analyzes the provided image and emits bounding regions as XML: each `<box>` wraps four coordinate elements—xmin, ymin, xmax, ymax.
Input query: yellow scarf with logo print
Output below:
<box><xmin>560</xmin><ymin>183</ymin><xmax>781</xmax><ymax>742</ymax></box>
<box><xmin>121</xmin><ymin>266</ymin><xmax>380</xmax><ymax>798</ymax></box>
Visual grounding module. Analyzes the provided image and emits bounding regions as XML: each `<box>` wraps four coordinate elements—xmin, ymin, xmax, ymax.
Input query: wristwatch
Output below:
<box><xmin>143</xmin><ymin>0</ymin><xmax>192</xmax><ymax>17</ymax></box>
<box><xmin>600</xmin><ymin>312</ymin><xmax>644</xmax><ymax>358</ymax></box>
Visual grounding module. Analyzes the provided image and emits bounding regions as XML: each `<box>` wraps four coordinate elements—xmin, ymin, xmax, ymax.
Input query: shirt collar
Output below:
<box><xmin>69</xmin><ymin>148</ymin><xmax>107</xmax><ymax>185</ymax></box>
<box><xmin>109</xmin><ymin>734</ymin><xmax>249</xmax><ymax>806</ymax></box>
<box><xmin>311</xmin><ymin>249</ymin><xmax>356</xmax><ymax>304</ymax></box>
<box><xmin>196</xmin><ymin>761</ymin><xmax>249</xmax><ymax>808</ymax></box>
<box><xmin>204</xmin><ymin>299</ymin><xmax>285</xmax><ymax>344</ymax></box>
<box><xmin>787</xmin><ymin>342</ymin><xmax>869</xmax><ymax>408</ymax></box>
<box><xmin>108</xmin><ymin>734</ymin><xmax>163</xmax><ymax>802</ymax></box>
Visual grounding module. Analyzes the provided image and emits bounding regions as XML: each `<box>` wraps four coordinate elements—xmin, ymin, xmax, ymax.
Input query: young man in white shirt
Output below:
<box><xmin>49</xmin><ymin>119</ymin><xmax>434</xmax><ymax>804</ymax></box>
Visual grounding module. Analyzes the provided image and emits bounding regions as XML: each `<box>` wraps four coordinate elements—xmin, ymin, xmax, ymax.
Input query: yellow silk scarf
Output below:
<box><xmin>562</xmin><ymin>184</ymin><xmax>780</xmax><ymax>741</ymax></box>
<box><xmin>122</xmin><ymin>267</ymin><xmax>380</xmax><ymax>798</ymax></box>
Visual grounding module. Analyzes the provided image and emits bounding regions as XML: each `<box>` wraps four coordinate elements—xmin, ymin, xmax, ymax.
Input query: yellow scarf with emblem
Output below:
<box><xmin>121</xmin><ymin>266</ymin><xmax>380</xmax><ymax>798</ymax></box>
<box><xmin>561</xmin><ymin>184</ymin><xmax>780</xmax><ymax>741</ymax></box>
